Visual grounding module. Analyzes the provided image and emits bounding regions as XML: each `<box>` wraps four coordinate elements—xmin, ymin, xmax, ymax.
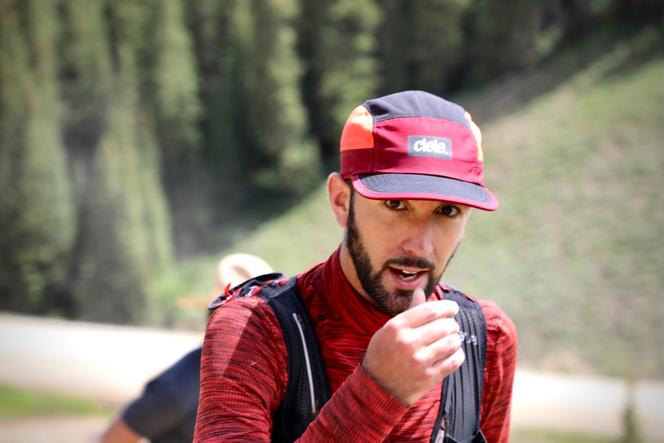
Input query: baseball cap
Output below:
<box><xmin>339</xmin><ymin>90</ymin><xmax>498</xmax><ymax>211</ymax></box>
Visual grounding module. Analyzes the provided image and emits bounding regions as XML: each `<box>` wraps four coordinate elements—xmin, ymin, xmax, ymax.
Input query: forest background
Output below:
<box><xmin>1</xmin><ymin>0</ymin><xmax>662</xmax><ymax>380</ymax></box>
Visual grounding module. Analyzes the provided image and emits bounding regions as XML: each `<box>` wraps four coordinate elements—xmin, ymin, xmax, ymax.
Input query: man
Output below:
<box><xmin>100</xmin><ymin>254</ymin><xmax>273</xmax><ymax>443</ymax></box>
<box><xmin>195</xmin><ymin>91</ymin><xmax>517</xmax><ymax>442</ymax></box>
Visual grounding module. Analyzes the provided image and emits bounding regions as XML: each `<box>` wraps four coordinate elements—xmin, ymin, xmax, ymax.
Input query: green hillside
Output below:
<box><xmin>179</xmin><ymin>27</ymin><xmax>664</xmax><ymax>378</ymax></box>
<box><xmin>447</xmin><ymin>27</ymin><xmax>664</xmax><ymax>378</ymax></box>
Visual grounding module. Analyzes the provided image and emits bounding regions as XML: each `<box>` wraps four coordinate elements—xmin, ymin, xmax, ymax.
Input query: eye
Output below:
<box><xmin>384</xmin><ymin>200</ymin><xmax>406</xmax><ymax>210</ymax></box>
<box><xmin>437</xmin><ymin>204</ymin><xmax>460</xmax><ymax>217</ymax></box>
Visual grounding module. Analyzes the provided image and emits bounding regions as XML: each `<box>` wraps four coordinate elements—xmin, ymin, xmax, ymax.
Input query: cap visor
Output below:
<box><xmin>352</xmin><ymin>173</ymin><xmax>499</xmax><ymax>211</ymax></box>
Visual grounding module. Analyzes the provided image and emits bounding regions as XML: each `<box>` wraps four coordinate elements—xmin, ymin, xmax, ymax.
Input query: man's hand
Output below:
<box><xmin>362</xmin><ymin>288</ymin><xmax>464</xmax><ymax>406</ymax></box>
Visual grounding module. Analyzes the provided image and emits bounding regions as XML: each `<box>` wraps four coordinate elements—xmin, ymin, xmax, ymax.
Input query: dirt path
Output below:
<box><xmin>0</xmin><ymin>313</ymin><xmax>201</xmax><ymax>403</ymax></box>
<box><xmin>0</xmin><ymin>416</ymin><xmax>109</xmax><ymax>443</ymax></box>
<box><xmin>512</xmin><ymin>370</ymin><xmax>664</xmax><ymax>439</ymax></box>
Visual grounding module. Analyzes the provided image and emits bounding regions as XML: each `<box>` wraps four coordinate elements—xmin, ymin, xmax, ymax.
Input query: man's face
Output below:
<box><xmin>345</xmin><ymin>189</ymin><xmax>470</xmax><ymax>317</ymax></box>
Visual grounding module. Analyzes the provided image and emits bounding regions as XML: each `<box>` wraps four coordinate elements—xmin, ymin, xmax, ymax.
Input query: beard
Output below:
<box><xmin>345</xmin><ymin>197</ymin><xmax>458</xmax><ymax>317</ymax></box>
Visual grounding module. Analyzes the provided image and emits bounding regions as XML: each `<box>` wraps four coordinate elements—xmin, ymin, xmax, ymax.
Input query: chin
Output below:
<box><xmin>377</xmin><ymin>290</ymin><xmax>414</xmax><ymax>317</ymax></box>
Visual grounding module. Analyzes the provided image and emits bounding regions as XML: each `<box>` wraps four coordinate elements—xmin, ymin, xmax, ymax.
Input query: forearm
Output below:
<box><xmin>296</xmin><ymin>364</ymin><xmax>407</xmax><ymax>442</ymax></box>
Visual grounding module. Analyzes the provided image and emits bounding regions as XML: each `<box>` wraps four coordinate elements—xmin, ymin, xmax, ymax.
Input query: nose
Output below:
<box><xmin>401</xmin><ymin>220</ymin><xmax>435</xmax><ymax>258</ymax></box>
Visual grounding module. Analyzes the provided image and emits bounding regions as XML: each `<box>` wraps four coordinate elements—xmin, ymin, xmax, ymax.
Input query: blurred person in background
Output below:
<box><xmin>195</xmin><ymin>91</ymin><xmax>518</xmax><ymax>442</ymax></box>
<box><xmin>100</xmin><ymin>253</ymin><xmax>273</xmax><ymax>443</ymax></box>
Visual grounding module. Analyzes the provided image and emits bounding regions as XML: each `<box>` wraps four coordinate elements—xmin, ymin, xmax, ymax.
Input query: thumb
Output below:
<box><xmin>409</xmin><ymin>288</ymin><xmax>426</xmax><ymax>309</ymax></box>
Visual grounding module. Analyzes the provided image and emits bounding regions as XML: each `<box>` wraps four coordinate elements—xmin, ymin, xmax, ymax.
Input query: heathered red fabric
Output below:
<box><xmin>194</xmin><ymin>250</ymin><xmax>517</xmax><ymax>442</ymax></box>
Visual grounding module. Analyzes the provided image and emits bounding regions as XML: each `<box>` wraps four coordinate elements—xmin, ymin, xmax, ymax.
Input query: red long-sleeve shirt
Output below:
<box><xmin>195</xmin><ymin>251</ymin><xmax>518</xmax><ymax>442</ymax></box>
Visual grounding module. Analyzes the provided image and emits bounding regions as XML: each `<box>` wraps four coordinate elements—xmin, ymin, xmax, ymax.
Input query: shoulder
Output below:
<box><xmin>477</xmin><ymin>299</ymin><xmax>518</xmax><ymax>351</ymax></box>
<box><xmin>200</xmin><ymin>292</ymin><xmax>289</xmax><ymax>401</ymax></box>
<box><xmin>162</xmin><ymin>347</ymin><xmax>201</xmax><ymax>376</ymax></box>
<box><xmin>206</xmin><ymin>293</ymin><xmax>282</xmax><ymax>336</ymax></box>
<box><xmin>123</xmin><ymin>350</ymin><xmax>203</xmax><ymax>436</ymax></box>
<box><xmin>144</xmin><ymin>348</ymin><xmax>201</xmax><ymax>397</ymax></box>
<box><xmin>203</xmin><ymin>296</ymin><xmax>287</xmax><ymax>370</ymax></box>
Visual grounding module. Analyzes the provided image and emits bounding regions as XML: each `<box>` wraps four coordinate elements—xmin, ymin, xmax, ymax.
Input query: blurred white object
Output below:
<box><xmin>216</xmin><ymin>253</ymin><xmax>273</xmax><ymax>291</ymax></box>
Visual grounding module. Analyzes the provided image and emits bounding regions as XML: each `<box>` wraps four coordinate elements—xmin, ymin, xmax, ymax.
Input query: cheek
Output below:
<box><xmin>361</xmin><ymin>226</ymin><xmax>392</xmax><ymax>264</ymax></box>
<box><xmin>355</xmin><ymin>216</ymin><xmax>396</xmax><ymax>267</ymax></box>
<box><xmin>433</xmin><ymin>224</ymin><xmax>464</xmax><ymax>259</ymax></box>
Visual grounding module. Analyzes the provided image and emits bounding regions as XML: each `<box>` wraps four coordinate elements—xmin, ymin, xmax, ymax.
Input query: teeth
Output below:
<box><xmin>390</xmin><ymin>266</ymin><xmax>425</xmax><ymax>281</ymax></box>
<box><xmin>398</xmin><ymin>269</ymin><xmax>419</xmax><ymax>280</ymax></box>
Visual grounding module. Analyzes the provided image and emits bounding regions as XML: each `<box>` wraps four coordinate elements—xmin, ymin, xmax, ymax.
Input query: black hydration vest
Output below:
<box><xmin>209</xmin><ymin>274</ymin><xmax>487</xmax><ymax>443</ymax></box>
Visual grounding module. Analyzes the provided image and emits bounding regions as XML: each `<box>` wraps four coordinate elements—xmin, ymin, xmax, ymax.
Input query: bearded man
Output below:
<box><xmin>194</xmin><ymin>91</ymin><xmax>517</xmax><ymax>443</ymax></box>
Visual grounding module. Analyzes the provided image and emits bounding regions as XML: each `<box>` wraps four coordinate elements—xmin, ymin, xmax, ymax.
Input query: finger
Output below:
<box><xmin>409</xmin><ymin>288</ymin><xmax>426</xmax><ymax>309</ymax></box>
<box><xmin>417</xmin><ymin>328</ymin><xmax>462</xmax><ymax>363</ymax></box>
<box><xmin>430</xmin><ymin>347</ymin><xmax>465</xmax><ymax>378</ymax></box>
<box><xmin>414</xmin><ymin>317</ymin><xmax>460</xmax><ymax>347</ymax></box>
<box><xmin>398</xmin><ymin>299</ymin><xmax>459</xmax><ymax>328</ymax></box>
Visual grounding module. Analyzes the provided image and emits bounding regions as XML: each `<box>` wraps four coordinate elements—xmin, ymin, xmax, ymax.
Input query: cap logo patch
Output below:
<box><xmin>408</xmin><ymin>135</ymin><xmax>452</xmax><ymax>159</ymax></box>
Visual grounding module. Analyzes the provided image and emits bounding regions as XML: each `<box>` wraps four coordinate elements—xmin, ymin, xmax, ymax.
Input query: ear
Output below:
<box><xmin>327</xmin><ymin>172</ymin><xmax>351</xmax><ymax>228</ymax></box>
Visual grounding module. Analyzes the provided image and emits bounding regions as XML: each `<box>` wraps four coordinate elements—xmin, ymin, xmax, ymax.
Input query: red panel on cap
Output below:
<box><xmin>340</xmin><ymin>116</ymin><xmax>485</xmax><ymax>185</ymax></box>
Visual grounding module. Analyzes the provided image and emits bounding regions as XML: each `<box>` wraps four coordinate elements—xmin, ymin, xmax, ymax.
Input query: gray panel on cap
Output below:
<box><xmin>364</xmin><ymin>90</ymin><xmax>470</xmax><ymax>128</ymax></box>
<box><xmin>360</xmin><ymin>173</ymin><xmax>490</xmax><ymax>203</ymax></box>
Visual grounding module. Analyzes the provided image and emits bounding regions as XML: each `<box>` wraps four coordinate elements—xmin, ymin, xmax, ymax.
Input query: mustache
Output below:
<box><xmin>380</xmin><ymin>256</ymin><xmax>435</xmax><ymax>273</ymax></box>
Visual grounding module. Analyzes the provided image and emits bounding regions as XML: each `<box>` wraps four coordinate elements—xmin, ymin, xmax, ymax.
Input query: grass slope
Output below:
<box><xmin>176</xmin><ymin>26</ymin><xmax>664</xmax><ymax>378</ymax></box>
<box><xmin>0</xmin><ymin>385</ymin><xmax>113</xmax><ymax>419</ymax></box>
<box><xmin>449</xmin><ymin>26</ymin><xmax>664</xmax><ymax>378</ymax></box>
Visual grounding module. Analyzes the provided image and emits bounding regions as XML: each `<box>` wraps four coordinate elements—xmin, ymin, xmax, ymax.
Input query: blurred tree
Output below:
<box><xmin>60</xmin><ymin>0</ymin><xmax>113</xmax><ymax>317</ymax></box>
<box><xmin>297</xmin><ymin>0</ymin><xmax>381</xmax><ymax>171</ymax></box>
<box><xmin>201</xmin><ymin>0</ymin><xmax>320</xmax><ymax>220</ymax></box>
<box><xmin>0</xmin><ymin>0</ymin><xmax>75</xmax><ymax>314</ymax></box>
<box><xmin>150</xmin><ymin>0</ymin><xmax>200</xmax><ymax>152</ymax></box>
<box><xmin>612</xmin><ymin>0</ymin><xmax>664</xmax><ymax>23</ymax></box>
<box><xmin>62</xmin><ymin>0</ymin><xmax>173</xmax><ymax>323</ymax></box>
<box><xmin>463</xmin><ymin>0</ymin><xmax>541</xmax><ymax>86</ymax></box>
<box><xmin>378</xmin><ymin>0</ymin><xmax>470</xmax><ymax>96</ymax></box>
<box><xmin>186</xmin><ymin>0</ymin><xmax>246</xmax><ymax>232</ymax></box>
<box><xmin>147</xmin><ymin>0</ymin><xmax>204</xmax><ymax>256</ymax></box>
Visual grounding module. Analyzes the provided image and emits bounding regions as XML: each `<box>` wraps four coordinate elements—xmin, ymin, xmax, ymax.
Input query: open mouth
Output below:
<box><xmin>388</xmin><ymin>266</ymin><xmax>428</xmax><ymax>283</ymax></box>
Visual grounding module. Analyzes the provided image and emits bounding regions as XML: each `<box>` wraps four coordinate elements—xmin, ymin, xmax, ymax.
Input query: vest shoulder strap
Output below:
<box><xmin>260</xmin><ymin>277</ymin><xmax>331</xmax><ymax>442</ymax></box>
<box><xmin>209</xmin><ymin>274</ymin><xmax>330</xmax><ymax>442</ymax></box>
<box><xmin>431</xmin><ymin>287</ymin><xmax>488</xmax><ymax>443</ymax></box>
